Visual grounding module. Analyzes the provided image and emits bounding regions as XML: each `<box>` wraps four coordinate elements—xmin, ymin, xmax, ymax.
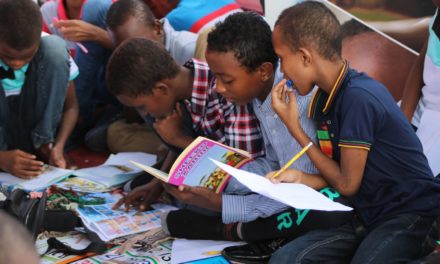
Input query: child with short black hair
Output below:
<box><xmin>105</xmin><ymin>0</ymin><xmax>203</xmax><ymax>155</ymax></box>
<box><xmin>107</xmin><ymin>37</ymin><xmax>264</xmax><ymax>211</ymax></box>
<box><xmin>106</xmin><ymin>0</ymin><xmax>198</xmax><ymax>64</ymax></box>
<box><xmin>269</xmin><ymin>2</ymin><xmax>440</xmax><ymax>263</ymax></box>
<box><xmin>154</xmin><ymin>12</ymin><xmax>352</xmax><ymax>263</ymax></box>
<box><xmin>0</xmin><ymin>0</ymin><xmax>78</xmax><ymax>178</ymax></box>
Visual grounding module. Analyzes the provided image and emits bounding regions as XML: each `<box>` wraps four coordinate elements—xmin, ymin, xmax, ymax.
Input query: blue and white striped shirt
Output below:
<box><xmin>222</xmin><ymin>68</ymin><xmax>319</xmax><ymax>223</ymax></box>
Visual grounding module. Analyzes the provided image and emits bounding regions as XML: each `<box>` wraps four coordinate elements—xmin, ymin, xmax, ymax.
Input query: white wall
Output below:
<box><xmin>264</xmin><ymin>0</ymin><xmax>302</xmax><ymax>29</ymax></box>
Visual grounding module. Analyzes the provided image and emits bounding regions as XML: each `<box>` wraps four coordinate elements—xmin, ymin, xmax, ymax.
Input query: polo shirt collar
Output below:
<box><xmin>308</xmin><ymin>60</ymin><xmax>349</xmax><ymax>120</ymax></box>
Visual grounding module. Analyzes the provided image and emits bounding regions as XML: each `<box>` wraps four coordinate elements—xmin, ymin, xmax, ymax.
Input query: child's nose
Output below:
<box><xmin>215</xmin><ymin>82</ymin><xmax>226</xmax><ymax>94</ymax></box>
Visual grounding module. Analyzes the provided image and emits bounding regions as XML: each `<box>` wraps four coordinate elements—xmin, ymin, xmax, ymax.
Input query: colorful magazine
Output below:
<box><xmin>76</xmin><ymin>203</ymin><xmax>175</xmax><ymax>242</ymax></box>
<box><xmin>131</xmin><ymin>137</ymin><xmax>251</xmax><ymax>193</ymax></box>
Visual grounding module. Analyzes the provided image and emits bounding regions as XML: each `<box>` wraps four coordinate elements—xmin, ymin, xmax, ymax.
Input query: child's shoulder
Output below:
<box><xmin>341</xmin><ymin>69</ymin><xmax>394</xmax><ymax>110</ymax></box>
<box><xmin>345</xmin><ymin>69</ymin><xmax>389</xmax><ymax>98</ymax></box>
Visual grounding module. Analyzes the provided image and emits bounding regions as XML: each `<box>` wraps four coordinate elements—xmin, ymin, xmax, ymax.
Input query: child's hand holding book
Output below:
<box><xmin>162</xmin><ymin>182</ymin><xmax>222</xmax><ymax>211</ymax></box>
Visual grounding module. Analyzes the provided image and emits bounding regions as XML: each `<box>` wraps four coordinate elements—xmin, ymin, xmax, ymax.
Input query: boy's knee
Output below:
<box><xmin>38</xmin><ymin>36</ymin><xmax>70</xmax><ymax>69</ymax></box>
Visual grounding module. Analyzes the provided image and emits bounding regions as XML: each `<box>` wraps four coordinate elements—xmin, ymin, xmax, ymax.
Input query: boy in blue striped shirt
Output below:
<box><xmin>159</xmin><ymin>12</ymin><xmax>352</xmax><ymax>262</ymax></box>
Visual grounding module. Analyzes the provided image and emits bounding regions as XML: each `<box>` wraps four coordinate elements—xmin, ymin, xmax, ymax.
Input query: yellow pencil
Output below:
<box><xmin>273</xmin><ymin>142</ymin><xmax>313</xmax><ymax>178</ymax></box>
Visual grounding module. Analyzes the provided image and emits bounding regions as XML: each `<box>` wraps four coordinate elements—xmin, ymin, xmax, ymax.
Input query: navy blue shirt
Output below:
<box><xmin>309</xmin><ymin>63</ymin><xmax>440</xmax><ymax>226</ymax></box>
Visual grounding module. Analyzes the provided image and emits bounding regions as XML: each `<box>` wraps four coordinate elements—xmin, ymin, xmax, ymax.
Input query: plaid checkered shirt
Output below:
<box><xmin>183</xmin><ymin>59</ymin><xmax>264</xmax><ymax>158</ymax></box>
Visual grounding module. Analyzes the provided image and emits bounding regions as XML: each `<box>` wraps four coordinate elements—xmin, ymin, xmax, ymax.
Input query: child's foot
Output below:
<box><xmin>221</xmin><ymin>239</ymin><xmax>286</xmax><ymax>264</ymax></box>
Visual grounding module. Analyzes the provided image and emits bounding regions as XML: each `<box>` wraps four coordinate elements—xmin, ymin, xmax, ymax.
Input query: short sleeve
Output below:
<box><xmin>338</xmin><ymin>88</ymin><xmax>384</xmax><ymax>151</ymax></box>
<box><xmin>68</xmin><ymin>56</ymin><xmax>79</xmax><ymax>81</ymax></box>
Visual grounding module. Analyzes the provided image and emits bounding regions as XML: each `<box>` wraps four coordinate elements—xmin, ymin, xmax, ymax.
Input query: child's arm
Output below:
<box><xmin>153</xmin><ymin>103</ymin><xmax>195</xmax><ymax>149</ymax></box>
<box><xmin>54</xmin><ymin>19</ymin><xmax>113</xmax><ymax>49</ymax></box>
<box><xmin>267</xmin><ymin>170</ymin><xmax>329</xmax><ymax>190</ymax></box>
<box><xmin>400</xmin><ymin>39</ymin><xmax>428</xmax><ymax>121</ymax></box>
<box><xmin>113</xmin><ymin>150</ymin><xmax>177</xmax><ymax>211</ymax></box>
<box><xmin>50</xmin><ymin>82</ymin><xmax>78</xmax><ymax>168</ymax></box>
<box><xmin>271</xmin><ymin>81</ymin><xmax>367</xmax><ymax>196</ymax></box>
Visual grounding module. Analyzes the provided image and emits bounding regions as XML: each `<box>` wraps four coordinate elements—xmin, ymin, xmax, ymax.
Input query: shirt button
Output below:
<box><xmin>330</xmin><ymin>133</ymin><xmax>335</xmax><ymax>138</ymax></box>
<box><xmin>272</xmin><ymin>130</ymin><xmax>276</xmax><ymax>134</ymax></box>
<box><xmin>273</xmin><ymin>114</ymin><xmax>278</xmax><ymax>119</ymax></box>
<box><xmin>327</xmin><ymin>120</ymin><xmax>332</xmax><ymax>125</ymax></box>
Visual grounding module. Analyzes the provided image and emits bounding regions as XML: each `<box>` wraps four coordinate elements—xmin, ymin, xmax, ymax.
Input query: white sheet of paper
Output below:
<box><xmin>75</xmin><ymin>152</ymin><xmax>157</xmax><ymax>187</ymax></box>
<box><xmin>104</xmin><ymin>152</ymin><xmax>157</xmax><ymax>169</ymax></box>
<box><xmin>0</xmin><ymin>166</ymin><xmax>72</xmax><ymax>191</ymax></box>
<box><xmin>171</xmin><ymin>239</ymin><xmax>245</xmax><ymax>264</ymax></box>
<box><xmin>416</xmin><ymin>109</ymin><xmax>440</xmax><ymax>176</ymax></box>
<box><xmin>211</xmin><ymin>159</ymin><xmax>352</xmax><ymax>211</ymax></box>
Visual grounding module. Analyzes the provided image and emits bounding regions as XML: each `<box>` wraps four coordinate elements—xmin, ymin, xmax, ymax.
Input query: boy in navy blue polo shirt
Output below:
<box><xmin>268</xmin><ymin>2</ymin><xmax>440</xmax><ymax>263</ymax></box>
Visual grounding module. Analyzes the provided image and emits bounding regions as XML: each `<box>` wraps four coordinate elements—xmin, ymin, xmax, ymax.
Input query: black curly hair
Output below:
<box><xmin>275</xmin><ymin>1</ymin><xmax>342</xmax><ymax>61</ymax></box>
<box><xmin>0</xmin><ymin>0</ymin><xmax>42</xmax><ymax>50</ymax></box>
<box><xmin>106</xmin><ymin>38</ymin><xmax>179</xmax><ymax>97</ymax></box>
<box><xmin>207</xmin><ymin>12</ymin><xmax>278</xmax><ymax>72</ymax></box>
<box><xmin>106</xmin><ymin>0</ymin><xmax>155</xmax><ymax>31</ymax></box>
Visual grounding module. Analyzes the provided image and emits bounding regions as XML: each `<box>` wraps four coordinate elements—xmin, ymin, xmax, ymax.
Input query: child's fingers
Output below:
<box><xmin>287</xmin><ymin>90</ymin><xmax>298</xmax><ymax>106</ymax></box>
<box><xmin>16</xmin><ymin>150</ymin><xmax>37</xmax><ymax>160</ymax></box>
<box><xmin>273</xmin><ymin>79</ymin><xmax>287</xmax><ymax>95</ymax></box>
<box><xmin>175</xmin><ymin>103</ymin><xmax>183</xmax><ymax>118</ymax></box>
<box><xmin>273</xmin><ymin>79</ymin><xmax>288</xmax><ymax>102</ymax></box>
<box><xmin>16</xmin><ymin>169</ymin><xmax>41</xmax><ymax>179</ymax></box>
<box><xmin>19</xmin><ymin>157</ymin><xmax>44</xmax><ymax>172</ymax></box>
<box><xmin>53</xmin><ymin>19</ymin><xmax>76</xmax><ymax>28</ymax></box>
<box><xmin>112</xmin><ymin>197</ymin><xmax>125</xmax><ymax>210</ymax></box>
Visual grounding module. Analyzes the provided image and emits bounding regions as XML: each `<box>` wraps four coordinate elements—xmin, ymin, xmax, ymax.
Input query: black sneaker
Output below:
<box><xmin>221</xmin><ymin>239</ymin><xmax>285</xmax><ymax>264</ymax></box>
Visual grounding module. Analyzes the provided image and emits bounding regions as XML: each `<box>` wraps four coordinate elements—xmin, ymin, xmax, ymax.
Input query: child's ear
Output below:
<box><xmin>299</xmin><ymin>48</ymin><xmax>312</xmax><ymax>67</ymax></box>
<box><xmin>153</xmin><ymin>19</ymin><xmax>163</xmax><ymax>37</ymax></box>
<box><xmin>258</xmin><ymin>62</ymin><xmax>274</xmax><ymax>82</ymax></box>
<box><xmin>152</xmin><ymin>82</ymin><xmax>169</xmax><ymax>96</ymax></box>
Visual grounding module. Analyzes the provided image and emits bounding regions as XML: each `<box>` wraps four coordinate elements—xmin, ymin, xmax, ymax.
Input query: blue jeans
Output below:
<box><xmin>269</xmin><ymin>214</ymin><xmax>438</xmax><ymax>264</ymax></box>
<box><xmin>73</xmin><ymin>0</ymin><xmax>114</xmax><ymax>128</ymax></box>
<box><xmin>0</xmin><ymin>36</ymin><xmax>70</xmax><ymax>151</ymax></box>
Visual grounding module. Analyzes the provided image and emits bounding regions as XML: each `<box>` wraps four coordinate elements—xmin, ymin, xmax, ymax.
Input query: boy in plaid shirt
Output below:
<box><xmin>107</xmin><ymin>38</ymin><xmax>263</xmax><ymax>211</ymax></box>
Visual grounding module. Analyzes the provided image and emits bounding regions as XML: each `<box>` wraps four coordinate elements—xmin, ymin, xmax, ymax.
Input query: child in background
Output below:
<box><xmin>41</xmin><ymin>0</ymin><xmax>116</xmax><ymax>151</ymax></box>
<box><xmin>0</xmin><ymin>0</ymin><xmax>78</xmax><ymax>178</ymax></box>
<box><xmin>104</xmin><ymin>0</ymin><xmax>200</xmax><ymax>155</ymax></box>
<box><xmin>144</xmin><ymin>0</ymin><xmax>242</xmax><ymax>33</ymax></box>
<box><xmin>269</xmin><ymin>2</ymin><xmax>440</xmax><ymax>263</ymax></box>
<box><xmin>400</xmin><ymin>1</ymin><xmax>440</xmax><ymax>176</ymax></box>
<box><xmin>107</xmin><ymin>0</ymin><xmax>198</xmax><ymax>64</ymax></box>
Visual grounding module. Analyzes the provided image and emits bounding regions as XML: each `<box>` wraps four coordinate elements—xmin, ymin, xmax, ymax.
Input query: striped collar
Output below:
<box><xmin>308</xmin><ymin>60</ymin><xmax>349</xmax><ymax>120</ymax></box>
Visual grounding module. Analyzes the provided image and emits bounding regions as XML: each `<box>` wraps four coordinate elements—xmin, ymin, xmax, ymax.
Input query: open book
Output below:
<box><xmin>131</xmin><ymin>137</ymin><xmax>251</xmax><ymax>193</ymax></box>
<box><xmin>74</xmin><ymin>152</ymin><xmax>157</xmax><ymax>188</ymax></box>
<box><xmin>0</xmin><ymin>166</ymin><xmax>73</xmax><ymax>192</ymax></box>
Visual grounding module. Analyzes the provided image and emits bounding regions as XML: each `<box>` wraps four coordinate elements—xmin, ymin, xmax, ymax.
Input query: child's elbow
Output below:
<box><xmin>336</xmin><ymin>182</ymin><xmax>360</xmax><ymax>197</ymax></box>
